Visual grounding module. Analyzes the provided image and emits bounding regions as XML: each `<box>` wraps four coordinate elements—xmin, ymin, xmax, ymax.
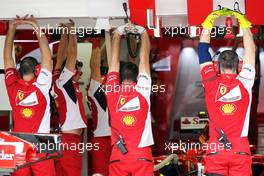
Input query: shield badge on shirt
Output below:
<box><xmin>18</xmin><ymin>92</ymin><xmax>24</xmax><ymax>100</ymax></box>
<box><xmin>220</xmin><ymin>86</ymin><xmax>227</xmax><ymax>95</ymax></box>
<box><xmin>215</xmin><ymin>84</ymin><xmax>230</xmax><ymax>102</ymax></box>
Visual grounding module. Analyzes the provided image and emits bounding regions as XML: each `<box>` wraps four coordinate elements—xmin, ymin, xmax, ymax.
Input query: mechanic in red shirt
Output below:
<box><xmin>105</xmin><ymin>24</ymin><xmax>154</xmax><ymax>176</ymax></box>
<box><xmin>3</xmin><ymin>15</ymin><xmax>55</xmax><ymax>176</ymax></box>
<box><xmin>198</xmin><ymin>9</ymin><xmax>255</xmax><ymax>176</ymax></box>
<box><xmin>52</xmin><ymin>20</ymin><xmax>87</xmax><ymax>176</ymax></box>
<box><xmin>87</xmin><ymin>39</ymin><xmax>111</xmax><ymax>176</ymax></box>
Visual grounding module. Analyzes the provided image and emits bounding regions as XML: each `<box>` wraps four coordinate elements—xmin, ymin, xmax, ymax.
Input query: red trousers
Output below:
<box><xmin>12</xmin><ymin>154</ymin><xmax>55</xmax><ymax>176</ymax></box>
<box><xmin>90</xmin><ymin>136</ymin><xmax>111</xmax><ymax>176</ymax></box>
<box><xmin>55</xmin><ymin>133</ymin><xmax>83</xmax><ymax>176</ymax></box>
<box><xmin>204</xmin><ymin>152</ymin><xmax>252</xmax><ymax>176</ymax></box>
<box><xmin>109</xmin><ymin>147</ymin><xmax>154</xmax><ymax>176</ymax></box>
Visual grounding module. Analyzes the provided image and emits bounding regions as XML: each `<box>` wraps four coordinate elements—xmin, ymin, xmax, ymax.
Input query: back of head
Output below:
<box><xmin>19</xmin><ymin>56</ymin><xmax>39</xmax><ymax>77</ymax></box>
<box><xmin>218</xmin><ymin>50</ymin><xmax>239</xmax><ymax>74</ymax></box>
<box><xmin>120</xmin><ymin>61</ymin><xmax>139</xmax><ymax>83</ymax></box>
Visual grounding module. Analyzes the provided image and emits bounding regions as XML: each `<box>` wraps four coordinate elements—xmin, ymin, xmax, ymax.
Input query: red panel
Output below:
<box><xmin>187</xmin><ymin>0</ymin><xmax>212</xmax><ymax>26</ymax></box>
<box><xmin>0</xmin><ymin>21</ymin><xmax>8</xmax><ymax>35</ymax></box>
<box><xmin>14</xmin><ymin>30</ymin><xmax>50</xmax><ymax>62</ymax></box>
<box><xmin>128</xmin><ymin>0</ymin><xmax>155</xmax><ymax>27</ymax></box>
<box><xmin>0</xmin><ymin>145</ymin><xmax>16</xmax><ymax>168</ymax></box>
<box><xmin>246</xmin><ymin>0</ymin><xmax>264</xmax><ymax>25</ymax></box>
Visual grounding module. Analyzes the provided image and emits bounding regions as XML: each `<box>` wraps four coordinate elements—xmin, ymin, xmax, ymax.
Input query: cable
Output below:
<box><xmin>153</xmin><ymin>154</ymin><xmax>178</xmax><ymax>171</ymax></box>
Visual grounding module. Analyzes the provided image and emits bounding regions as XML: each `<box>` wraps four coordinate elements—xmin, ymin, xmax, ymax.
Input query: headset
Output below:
<box><xmin>212</xmin><ymin>50</ymin><xmax>243</xmax><ymax>74</ymax></box>
<box><xmin>18</xmin><ymin>56</ymin><xmax>41</xmax><ymax>77</ymax></box>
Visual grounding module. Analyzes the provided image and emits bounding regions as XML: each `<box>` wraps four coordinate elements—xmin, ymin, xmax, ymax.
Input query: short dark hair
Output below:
<box><xmin>19</xmin><ymin>56</ymin><xmax>39</xmax><ymax>76</ymax></box>
<box><xmin>218</xmin><ymin>50</ymin><xmax>239</xmax><ymax>73</ymax></box>
<box><xmin>120</xmin><ymin>61</ymin><xmax>138</xmax><ymax>83</ymax></box>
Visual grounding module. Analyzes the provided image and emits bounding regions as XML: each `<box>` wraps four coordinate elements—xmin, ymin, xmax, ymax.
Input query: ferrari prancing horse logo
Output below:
<box><xmin>18</xmin><ymin>92</ymin><xmax>24</xmax><ymax>100</ymax></box>
<box><xmin>220</xmin><ymin>86</ymin><xmax>227</xmax><ymax>95</ymax></box>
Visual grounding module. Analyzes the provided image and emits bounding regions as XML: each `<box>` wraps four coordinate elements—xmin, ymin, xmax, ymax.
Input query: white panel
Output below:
<box><xmin>0</xmin><ymin>0</ymin><xmax>128</xmax><ymax>19</ymax></box>
<box><xmin>156</xmin><ymin>0</ymin><xmax>187</xmax><ymax>16</ymax></box>
<box><xmin>0</xmin><ymin>36</ymin><xmax>14</xmax><ymax>110</ymax></box>
<box><xmin>0</xmin><ymin>74</ymin><xmax>12</xmax><ymax>111</ymax></box>
<box><xmin>77</xmin><ymin>43</ymin><xmax>92</xmax><ymax>116</ymax></box>
<box><xmin>161</xmin><ymin>16</ymin><xmax>188</xmax><ymax>27</ymax></box>
<box><xmin>213</xmin><ymin>0</ymin><xmax>245</xmax><ymax>13</ymax></box>
<box><xmin>0</xmin><ymin>36</ymin><xmax>5</xmax><ymax>69</ymax></box>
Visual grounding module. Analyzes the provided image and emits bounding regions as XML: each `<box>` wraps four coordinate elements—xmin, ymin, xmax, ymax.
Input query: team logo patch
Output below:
<box><xmin>220</xmin><ymin>103</ymin><xmax>236</xmax><ymax>115</ymax></box>
<box><xmin>116</xmin><ymin>95</ymin><xmax>140</xmax><ymax>112</ymax></box>
<box><xmin>215</xmin><ymin>84</ymin><xmax>242</xmax><ymax>102</ymax></box>
<box><xmin>15</xmin><ymin>91</ymin><xmax>39</xmax><ymax>106</ymax></box>
<box><xmin>21</xmin><ymin>108</ymin><xmax>33</xmax><ymax>118</ymax></box>
<box><xmin>122</xmin><ymin>115</ymin><xmax>136</xmax><ymax>126</ymax></box>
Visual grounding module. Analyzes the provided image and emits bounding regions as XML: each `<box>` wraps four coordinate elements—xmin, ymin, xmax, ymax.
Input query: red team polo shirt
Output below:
<box><xmin>105</xmin><ymin>72</ymin><xmax>154</xmax><ymax>158</ymax></box>
<box><xmin>5</xmin><ymin>68</ymin><xmax>52</xmax><ymax>133</ymax></box>
<box><xmin>53</xmin><ymin>68</ymin><xmax>87</xmax><ymax>131</ymax></box>
<box><xmin>201</xmin><ymin>63</ymin><xmax>255</xmax><ymax>154</ymax></box>
<box><xmin>87</xmin><ymin>79</ymin><xmax>111</xmax><ymax>137</ymax></box>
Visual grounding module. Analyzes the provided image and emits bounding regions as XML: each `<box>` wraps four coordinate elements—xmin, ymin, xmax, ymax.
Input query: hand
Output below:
<box><xmin>125</xmin><ymin>23</ymin><xmax>146</xmax><ymax>34</ymax></box>
<box><xmin>115</xmin><ymin>23</ymin><xmax>128</xmax><ymax>35</ymax></box>
<box><xmin>60</xmin><ymin>19</ymin><xmax>75</xmax><ymax>34</ymax></box>
<box><xmin>115</xmin><ymin>23</ymin><xmax>146</xmax><ymax>35</ymax></box>
<box><xmin>232</xmin><ymin>11</ymin><xmax>251</xmax><ymax>29</ymax></box>
<box><xmin>202</xmin><ymin>8</ymin><xmax>232</xmax><ymax>30</ymax></box>
<box><xmin>8</xmin><ymin>14</ymin><xmax>29</xmax><ymax>31</ymax></box>
<box><xmin>21</xmin><ymin>15</ymin><xmax>39</xmax><ymax>29</ymax></box>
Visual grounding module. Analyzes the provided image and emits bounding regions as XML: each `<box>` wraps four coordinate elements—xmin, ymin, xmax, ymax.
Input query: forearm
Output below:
<box><xmin>243</xmin><ymin>28</ymin><xmax>255</xmax><ymax>66</ymax></box>
<box><xmin>200</xmin><ymin>28</ymin><xmax>211</xmax><ymax>43</ymax></box>
<box><xmin>90</xmin><ymin>48</ymin><xmax>101</xmax><ymax>82</ymax></box>
<box><xmin>109</xmin><ymin>33</ymin><xmax>121</xmax><ymax>72</ymax></box>
<box><xmin>139</xmin><ymin>32</ymin><xmax>150</xmax><ymax>75</ymax></box>
<box><xmin>65</xmin><ymin>33</ymin><xmax>77</xmax><ymax>72</ymax></box>
<box><xmin>55</xmin><ymin>33</ymin><xmax>68</xmax><ymax>69</ymax></box>
<box><xmin>35</xmin><ymin>28</ymin><xmax>52</xmax><ymax>71</ymax></box>
<box><xmin>4</xmin><ymin>28</ymin><xmax>16</xmax><ymax>69</ymax></box>
<box><xmin>198</xmin><ymin>29</ymin><xmax>212</xmax><ymax>67</ymax></box>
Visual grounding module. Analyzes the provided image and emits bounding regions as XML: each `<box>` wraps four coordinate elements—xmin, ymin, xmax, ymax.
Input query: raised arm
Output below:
<box><xmin>139</xmin><ymin>31</ymin><xmax>150</xmax><ymax>75</ymax></box>
<box><xmin>90</xmin><ymin>47</ymin><xmax>101</xmax><ymax>82</ymax></box>
<box><xmin>198</xmin><ymin>9</ymin><xmax>232</xmax><ymax>70</ymax></box>
<box><xmin>55</xmin><ymin>26</ymin><xmax>68</xmax><ymax>70</ymax></box>
<box><xmin>65</xmin><ymin>21</ymin><xmax>77</xmax><ymax>72</ymax></box>
<box><xmin>3</xmin><ymin>20</ymin><xmax>17</xmax><ymax>69</ymax></box>
<box><xmin>26</xmin><ymin>16</ymin><xmax>52</xmax><ymax>72</ymax></box>
<box><xmin>198</xmin><ymin>28</ymin><xmax>212</xmax><ymax>70</ymax></box>
<box><xmin>242</xmin><ymin>28</ymin><xmax>255</xmax><ymax>67</ymax></box>
<box><xmin>108</xmin><ymin>32</ymin><xmax>121</xmax><ymax>73</ymax></box>
<box><xmin>232</xmin><ymin>11</ymin><xmax>255</xmax><ymax>67</ymax></box>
